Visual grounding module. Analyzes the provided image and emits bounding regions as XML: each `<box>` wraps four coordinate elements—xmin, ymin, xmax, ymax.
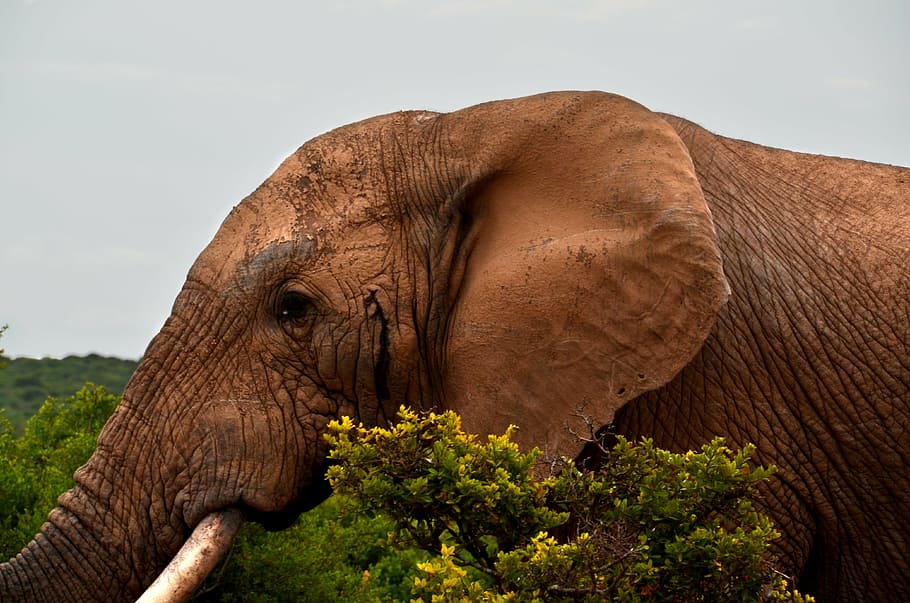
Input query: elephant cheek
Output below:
<box><xmin>181</xmin><ymin>399</ymin><xmax>314</xmax><ymax>527</ymax></box>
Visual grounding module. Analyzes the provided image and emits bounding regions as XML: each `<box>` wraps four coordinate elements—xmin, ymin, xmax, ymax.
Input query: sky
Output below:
<box><xmin>1</xmin><ymin>0</ymin><xmax>908</xmax><ymax>360</ymax></box>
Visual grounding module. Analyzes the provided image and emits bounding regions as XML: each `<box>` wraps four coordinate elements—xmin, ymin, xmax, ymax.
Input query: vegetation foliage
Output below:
<box><xmin>0</xmin><ymin>337</ymin><xmax>811</xmax><ymax>600</ymax></box>
<box><xmin>327</xmin><ymin>407</ymin><xmax>813</xmax><ymax>602</ymax></box>
<box><xmin>193</xmin><ymin>497</ymin><xmax>424</xmax><ymax>602</ymax></box>
<box><xmin>0</xmin><ymin>351</ymin><xmax>137</xmax><ymax>432</ymax></box>
<box><xmin>0</xmin><ymin>384</ymin><xmax>121</xmax><ymax>559</ymax></box>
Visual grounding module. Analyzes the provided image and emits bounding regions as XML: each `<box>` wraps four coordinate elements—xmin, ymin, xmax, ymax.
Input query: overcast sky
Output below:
<box><xmin>1</xmin><ymin>0</ymin><xmax>908</xmax><ymax>359</ymax></box>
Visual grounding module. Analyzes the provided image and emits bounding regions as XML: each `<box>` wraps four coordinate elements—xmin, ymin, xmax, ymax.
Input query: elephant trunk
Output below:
<box><xmin>0</xmin><ymin>490</ymin><xmax>138</xmax><ymax>601</ymax></box>
<box><xmin>0</xmin><ymin>360</ymin><xmax>210</xmax><ymax>601</ymax></box>
<box><xmin>0</xmin><ymin>502</ymin><xmax>241</xmax><ymax>603</ymax></box>
<box><xmin>0</xmin><ymin>414</ymin><xmax>239</xmax><ymax>602</ymax></box>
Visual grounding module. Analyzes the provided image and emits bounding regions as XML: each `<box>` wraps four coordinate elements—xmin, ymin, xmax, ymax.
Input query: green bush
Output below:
<box><xmin>193</xmin><ymin>496</ymin><xmax>424</xmax><ymax>602</ymax></box>
<box><xmin>0</xmin><ymin>381</ymin><xmax>417</xmax><ymax>601</ymax></box>
<box><xmin>327</xmin><ymin>407</ymin><xmax>813</xmax><ymax>602</ymax></box>
<box><xmin>0</xmin><ymin>358</ymin><xmax>813</xmax><ymax>601</ymax></box>
<box><xmin>0</xmin><ymin>353</ymin><xmax>137</xmax><ymax>433</ymax></box>
<box><xmin>0</xmin><ymin>384</ymin><xmax>121</xmax><ymax>559</ymax></box>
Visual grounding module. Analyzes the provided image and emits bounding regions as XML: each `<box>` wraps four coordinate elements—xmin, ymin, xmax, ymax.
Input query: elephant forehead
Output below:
<box><xmin>189</xmin><ymin>195</ymin><xmax>389</xmax><ymax>292</ymax></box>
<box><xmin>187</xmin><ymin>109</ymin><xmax>438</xmax><ymax>289</ymax></box>
<box><xmin>189</xmin><ymin>196</ymin><xmax>310</xmax><ymax>288</ymax></box>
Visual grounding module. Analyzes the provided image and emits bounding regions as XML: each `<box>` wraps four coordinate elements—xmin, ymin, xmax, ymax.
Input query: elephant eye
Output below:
<box><xmin>277</xmin><ymin>291</ymin><xmax>311</xmax><ymax>323</ymax></box>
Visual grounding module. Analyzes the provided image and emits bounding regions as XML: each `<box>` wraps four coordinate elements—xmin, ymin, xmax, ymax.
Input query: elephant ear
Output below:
<box><xmin>430</xmin><ymin>91</ymin><xmax>728</xmax><ymax>458</ymax></box>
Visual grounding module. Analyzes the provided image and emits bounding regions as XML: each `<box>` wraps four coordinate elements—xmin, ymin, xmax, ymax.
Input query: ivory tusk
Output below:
<box><xmin>136</xmin><ymin>508</ymin><xmax>243</xmax><ymax>603</ymax></box>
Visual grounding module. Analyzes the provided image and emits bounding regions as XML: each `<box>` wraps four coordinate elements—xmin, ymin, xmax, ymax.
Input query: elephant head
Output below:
<box><xmin>0</xmin><ymin>92</ymin><xmax>730</xmax><ymax>601</ymax></box>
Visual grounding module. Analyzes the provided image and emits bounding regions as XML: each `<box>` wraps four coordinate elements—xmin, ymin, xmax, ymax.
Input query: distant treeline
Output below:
<box><xmin>0</xmin><ymin>354</ymin><xmax>138</xmax><ymax>432</ymax></box>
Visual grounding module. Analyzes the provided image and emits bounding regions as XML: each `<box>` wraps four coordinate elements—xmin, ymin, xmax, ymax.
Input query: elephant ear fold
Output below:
<box><xmin>433</xmin><ymin>92</ymin><xmax>729</xmax><ymax>458</ymax></box>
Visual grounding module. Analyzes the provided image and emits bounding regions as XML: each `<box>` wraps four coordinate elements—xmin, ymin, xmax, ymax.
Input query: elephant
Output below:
<box><xmin>1</xmin><ymin>91</ymin><xmax>907</xmax><ymax>602</ymax></box>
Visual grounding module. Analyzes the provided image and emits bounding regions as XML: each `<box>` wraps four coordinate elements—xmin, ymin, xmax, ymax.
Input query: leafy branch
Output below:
<box><xmin>326</xmin><ymin>406</ymin><xmax>813</xmax><ymax>602</ymax></box>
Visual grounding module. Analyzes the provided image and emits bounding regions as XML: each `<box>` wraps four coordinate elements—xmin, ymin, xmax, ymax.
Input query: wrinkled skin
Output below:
<box><xmin>1</xmin><ymin>91</ymin><xmax>907</xmax><ymax>602</ymax></box>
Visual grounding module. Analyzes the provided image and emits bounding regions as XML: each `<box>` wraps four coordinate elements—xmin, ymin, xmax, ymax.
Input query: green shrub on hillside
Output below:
<box><xmin>0</xmin><ymin>363</ymin><xmax>813</xmax><ymax>601</ymax></box>
<box><xmin>0</xmin><ymin>375</ymin><xmax>420</xmax><ymax>600</ymax></box>
<box><xmin>193</xmin><ymin>497</ymin><xmax>424</xmax><ymax>603</ymax></box>
<box><xmin>327</xmin><ymin>407</ymin><xmax>813</xmax><ymax>602</ymax></box>
<box><xmin>0</xmin><ymin>353</ymin><xmax>137</xmax><ymax>432</ymax></box>
<box><xmin>0</xmin><ymin>384</ymin><xmax>121</xmax><ymax>559</ymax></box>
